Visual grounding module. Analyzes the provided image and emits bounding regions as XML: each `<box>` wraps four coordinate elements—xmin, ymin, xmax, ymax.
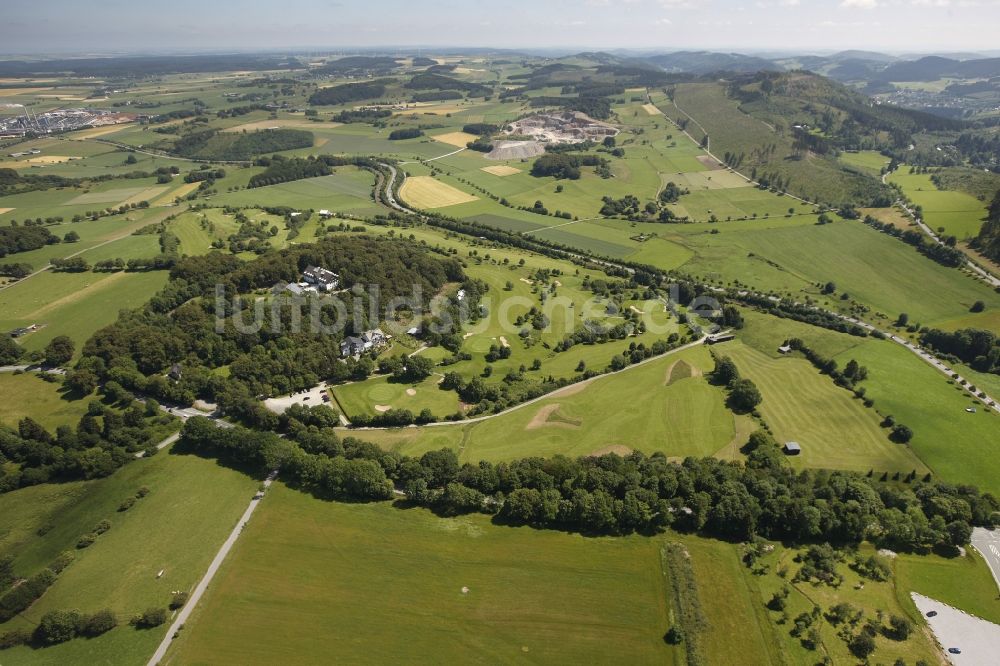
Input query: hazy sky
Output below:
<box><xmin>2</xmin><ymin>0</ymin><xmax>999</xmax><ymax>54</ymax></box>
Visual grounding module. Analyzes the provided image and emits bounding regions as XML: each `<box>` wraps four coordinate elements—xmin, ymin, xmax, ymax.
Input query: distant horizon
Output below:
<box><xmin>2</xmin><ymin>46</ymin><xmax>1000</xmax><ymax>61</ymax></box>
<box><xmin>2</xmin><ymin>0</ymin><xmax>999</xmax><ymax>55</ymax></box>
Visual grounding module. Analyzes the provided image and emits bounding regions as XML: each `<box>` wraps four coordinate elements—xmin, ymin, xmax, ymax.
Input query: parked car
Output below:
<box><xmin>926</xmin><ymin>610</ymin><xmax>938</xmax><ymax>617</ymax></box>
<box><xmin>948</xmin><ymin>647</ymin><xmax>962</xmax><ymax>654</ymax></box>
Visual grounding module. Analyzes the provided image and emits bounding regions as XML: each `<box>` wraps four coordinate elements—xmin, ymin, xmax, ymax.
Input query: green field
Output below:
<box><xmin>0</xmin><ymin>269</ymin><xmax>169</xmax><ymax>354</ymax></box>
<box><xmin>0</xmin><ymin>448</ymin><xmax>258</xmax><ymax>666</ymax></box>
<box><xmin>356</xmin><ymin>344</ymin><xmax>740</xmax><ymax>462</ymax></box>
<box><xmin>0</xmin><ymin>372</ymin><xmax>93</xmax><ymax>431</ymax></box>
<box><xmin>838</xmin><ymin>150</ymin><xmax>890</xmax><ymax>176</ymax></box>
<box><xmin>736</xmin><ymin>308</ymin><xmax>1000</xmax><ymax>495</ymax></box>
<box><xmin>889</xmin><ymin>169</ymin><xmax>988</xmax><ymax>239</ymax></box>
<box><xmin>165</xmin><ymin>485</ymin><xmax>680</xmax><ymax>665</ymax></box>
<box><xmin>722</xmin><ymin>340</ymin><xmax>927</xmax><ymax>475</ymax></box>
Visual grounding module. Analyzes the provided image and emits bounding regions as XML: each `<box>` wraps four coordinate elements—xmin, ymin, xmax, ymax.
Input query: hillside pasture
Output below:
<box><xmin>889</xmin><ymin>169</ymin><xmax>988</xmax><ymax>239</ymax></box>
<box><xmin>164</xmin><ymin>485</ymin><xmax>679</xmax><ymax>665</ymax></box>
<box><xmin>0</xmin><ymin>448</ymin><xmax>258</xmax><ymax>666</ymax></box>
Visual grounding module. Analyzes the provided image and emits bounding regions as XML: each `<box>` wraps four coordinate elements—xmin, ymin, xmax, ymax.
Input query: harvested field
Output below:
<box><xmin>486</xmin><ymin>140</ymin><xmax>544</xmax><ymax>161</ymax></box>
<box><xmin>0</xmin><ymin>87</ymin><xmax>52</xmax><ymax>96</ymax></box>
<box><xmin>673</xmin><ymin>170</ymin><xmax>750</xmax><ymax>190</ymax></box>
<box><xmin>119</xmin><ymin>186</ymin><xmax>168</xmax><ymax>207</ymax></box>
<box><xmin>399</xmin><ymin>176</ymin><xmax>478</xmax><ymax>209</ymax></box>
<box><xmin>151</xmin><ymin>181</ymin><xmax>201</xmax><ymax>206</ymax></box>
<box><xmin>0</xmin><ymin>208</ymin><xmax>14</xmax><ymax>215</ymax></box>
<box><xmin>12</xmin><ymin>155</ymin><xmax>80</xmax><ymax>166</ymax></box>
<box><xmin>67</xmin><ymin>186</ymin><xmax>150</xmax><ymax>205</ymax></box>
<box><xmin>393</xmin><ymin>104</ymin><xmax>466</xmax><ymax>116</ymax></box>
<box><xmin>222</xmin><ymin>119</ymin><xmax>335</xmax><ymax>133</ymax></box>
<box><xmin>70</xmin><ymin>124</ymin><xmax>134</xmax><ymax>139</ymax></box>
<box><xmin>641</xmin><ymin>103</ymin><xmax>661</xmax><ymax>115</ymax></box>
<box><xmin>431</xmin><ymin>131</ymin><xmax>478</xmax><ymax>148</ymax></box>
<box><xmin>480</xmin><ymin>165</ymin><xmax>521</xmax><ymax>176</ymax></box>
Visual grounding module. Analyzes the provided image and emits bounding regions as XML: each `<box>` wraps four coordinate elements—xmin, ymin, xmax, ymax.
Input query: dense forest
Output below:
<box><xmin>165</xmin><ymin>129</ymin><xmax>314</xmax><ymax>161</ymax></box>
<box><xmin>308</xmin><ymin>81</ymin><xmax>390</xmax><ymax>106</ymax></box>
<box><xmin>0</xmin><ymin>224</ymin><xmax>60</xmax><ymax>258</ymax></box>
<box><xmin>972</xmin><ymin>189</ymin><xmax>1000</xmax><ymax>262</ymax></box>
<box><xmin>404</xmin><ymin>73</ymin><xmax>488</xmax><ymax>95</ymax></box>
<box><xmin>247</xmin><ymin>155</ymin><xmax>380</xmax><ymax>188</ymax></box>
<box><xmin>920</xmin><ymin>327</ymin><xmax>999</xmax><ymax>374</ymax></box>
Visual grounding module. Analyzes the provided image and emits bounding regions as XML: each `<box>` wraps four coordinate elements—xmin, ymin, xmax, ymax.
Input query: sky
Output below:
<box><xmin>2</xmin><ymin>0</ymin><xmax>1000</xmax><ymax>55</ymax></box>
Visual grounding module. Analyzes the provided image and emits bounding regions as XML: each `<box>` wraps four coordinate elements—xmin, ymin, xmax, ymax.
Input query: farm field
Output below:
<box><xmin>735</xmin><ymin>308</ymin><xmax>1000</xmax><ymax>495</ymax></box>
<box><xmin>399</xmin><ymin>175</ymin><xmax>479</xmax><ymax>209</ymax></box>
<box><xmin>210</xmin><ymin>168</ymin><xmax>385</xmax><ymax>216</ymax></box>
<box><xmin>164</xmin><ymin>485</ymin><xmax>681</xmax><ymax>665</ymax></box>
<box><xmin>0</xmin><ymin>269</ymin><xmax>169</xmax><ymax>353</ymax></box>
<box><xmin>838</xmin><ymin>150</ymin><xmax>890</xmax><ymax>176</ymax></box>
<box><xmin>673</xmin><ymin>217</ymin><xmax>1000</xmax><ymax>329</ymax></box>
<box><xmin>889</xmin><ymin>168</ymin><xmax>988</xmax><ymax>239</ymax></box>
<box><xmin>0</xmin><ymin>447</ymin><xmax>258</xmax><ymax>666</ymax></box>
<box><xmin>721</xmin><ymin>340</ymin><xmax>927</xmax><ymax>475</ymax></box>
<box><xmin>356</xmin><ymin>345</ymin><xmax>739</xmax><ymax>462</ymax></box>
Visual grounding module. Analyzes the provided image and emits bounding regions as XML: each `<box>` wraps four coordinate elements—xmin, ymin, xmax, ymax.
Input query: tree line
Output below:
<box><xmin>178</xmin><ymin>418</ymin><xmax>998</xmax><ymax>552</ymax></box>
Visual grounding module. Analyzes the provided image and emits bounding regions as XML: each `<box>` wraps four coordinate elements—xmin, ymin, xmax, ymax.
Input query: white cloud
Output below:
<box><xmin>841</xmin><ymin>0</ymin><xmax>879</xmax><ymax>6</ymax></box>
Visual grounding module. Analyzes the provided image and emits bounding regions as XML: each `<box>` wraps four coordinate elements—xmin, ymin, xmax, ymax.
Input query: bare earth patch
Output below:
<box><xmin>641</xmin><ymin>103</ymin><xmax>661</xmax><ymax>116</ymax></box>
<box><xmin>525</xmin><ymin>404</ymin><xmax>581</xmax><ymax>430</ymax></box>
<box><xmin>481</xmin><ymin>165</ymin><xmax>521</xmax><ymax>177</ymax></box>
<box><xmin>590</xmin><ymin>445</ymin><xmax>635</xmax><ymax>457</ymax></box>
<box><xmin>696</xmin><ymin>154</ymin><xmax>725</xmax><ymax>170</ymax></box>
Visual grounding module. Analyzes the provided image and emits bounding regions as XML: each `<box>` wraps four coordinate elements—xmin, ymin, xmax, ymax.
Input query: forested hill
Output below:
<box><xmin>75</xmin><ymin>236</ymin><xmax>467</xmax><ymax>427</ymax></box>
<box><xmin>973</xmin><ymin>189</ymin><xmax>1000</xmax><ymax>263</ymax></box>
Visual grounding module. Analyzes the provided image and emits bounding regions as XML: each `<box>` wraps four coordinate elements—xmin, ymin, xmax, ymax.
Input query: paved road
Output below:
<box><xmin>971</xmin><ymin>528</ymin><xmax>1000</xmax><ymax>593</ymax></box>
<box><xmin>912</xmin><ymin>592</ymin><xmax>1000</xmax><ymax>666</ymax></box>
<box><xmin>146</xmin><ymin>469</ymin><xmax>278</xmax><ymax>666</ymax></box>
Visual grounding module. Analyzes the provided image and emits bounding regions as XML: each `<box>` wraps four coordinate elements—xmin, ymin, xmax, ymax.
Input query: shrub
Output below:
<box><xmin>132</xmin><ymin>607</ymin><xmax>168</xmax><ymax>629</ymax></box>
<box><xmin>169</xmin><ymin>591</ymin><xmax>190</xmax><ymax>610</ymax></box>
<box><xmin>34</xmin><ymin>609</ymin><xmax>82</xmax><ymax>645</ymax></box>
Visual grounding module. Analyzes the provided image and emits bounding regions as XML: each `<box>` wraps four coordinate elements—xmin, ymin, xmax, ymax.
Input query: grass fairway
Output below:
<box><xmin>357</xmin><ymin>345</ymin><xmax>738</xmax><ymax>462</ymax></box>
<box><xmin>0</xmin><ymin>372</ymin><xmax>93</xmax><ymax>431</ymax></box>
<box><xmin>333</xmin><ymin>373</ymin><xmax>460</xmax><ymax>418</ymax></box>
<box><xmin>0</xmin><ymin>449</ymin><xmax>258</xmax><ymax>666</ymax></box>
<box><xmin>166</xmin><ymin>485</ymin><xmax>678</xmax><ymax>665</ymax></box>
<box><xmin>722</xmin><ymin>340</ymin><xmax>928</xmax><ymax>475</ymax></box>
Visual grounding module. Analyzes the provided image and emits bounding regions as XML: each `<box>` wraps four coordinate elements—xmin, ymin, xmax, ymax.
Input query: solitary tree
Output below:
<box><xmin>44</xmin><ymin>335</ymin><xmax>75</xmax><ymax>367</ymax></box>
